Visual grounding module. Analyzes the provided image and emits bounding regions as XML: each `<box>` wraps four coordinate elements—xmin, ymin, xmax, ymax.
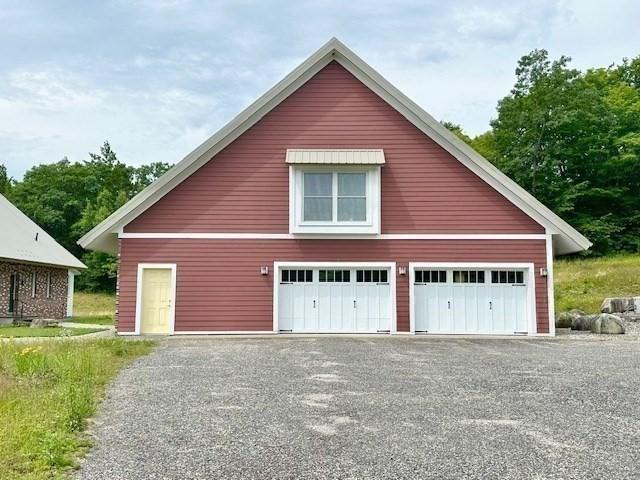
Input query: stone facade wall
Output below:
<box><xmin>0</xmin><ymin>260</ymin><xmax>69</xmax><ymax>319</ymax></box>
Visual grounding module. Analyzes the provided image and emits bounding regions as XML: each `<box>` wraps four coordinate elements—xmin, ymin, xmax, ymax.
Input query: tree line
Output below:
<box><xmin>1</xmin><ymin>49</ymin><xmax>639</xmax><ymax>292</ymax></box>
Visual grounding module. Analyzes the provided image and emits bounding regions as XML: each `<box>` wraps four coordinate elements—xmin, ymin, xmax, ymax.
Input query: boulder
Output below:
<box><xmin>620</xmin><ymin>312</ymin><xmax>640</xmax><ymax>323</ymax></box>
<box><xmin>30</xmin><ymin>318</ymin><xmax>59</xmax><ymax>328</ymax></box>
<box><xmin>556</xmin><ymin>310</ymin><xmax>585</xmax><ymax>328</ymax></box>
<box><xmin>590</xmin><ymin>313</ymin><xmax>625</xmax><ymax>334</ymax></box>
<box><xmin>571</xmin><ymin>314</ymin><xmax>598</xmax><ymax>331</ymax></box>
<box><xmin>600</xmin><ymin>297</ymin><xmax>639</xmax><ymax>314</ymax></box>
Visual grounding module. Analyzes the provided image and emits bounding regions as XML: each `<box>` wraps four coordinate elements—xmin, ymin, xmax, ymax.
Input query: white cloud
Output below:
<box><xmin>0</xmin><ymin>0</ymin><xmax>639</xmax><ymax>177</ymax></box>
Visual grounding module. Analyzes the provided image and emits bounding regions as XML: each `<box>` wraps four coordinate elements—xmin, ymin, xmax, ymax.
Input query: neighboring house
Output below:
<box><xmin>1</xmin><ymin>194</ymin><xmax>86</xmax><ymax>321</ymax></box>
<box><xmin>80</xmin><ymin>38</ymin><xmax>590</xmax><ymax>336</ymax></box>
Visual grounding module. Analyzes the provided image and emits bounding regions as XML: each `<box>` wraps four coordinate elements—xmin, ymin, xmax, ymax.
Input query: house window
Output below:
<box><xmin>491</xmin><ymin>270</ymin><xmax>525</xmax><ymax>284</ymax></box>
<box><xmin>32</xmin><ymin>272</ymin><xmax>37</xmax><ymax>298</ymax></box>
<box><xmin>46</xmin><ymin>272</ymin><xmax>52</xmax><ymax>298</ymax></box>
<box><xmin>319</xmin><ymin>270</ymin><xmax>351</xmax><ymax>282</ymax></box>
<box><xmin>415</xmin><ymin>270</ymin><xmax>447</xmax><ymax>283</ymax></box>
<box><xmin>303</xmin><ymin>171</ymin><xmax>367</xmax><ymax>223</ymax></box>
<box><xmin>281</xmin><ymin>269</ymin><xmax>313</xmax><ymax>283</ymax></box>
<box><xmin>291</xmin><ymin>166</ymin><xmax>381</xmax><ymax>234</ymax></box>
<box><xmin>452</xmin><ymin>270</ymin><xmax>485</xmax><ymax>284</ymax></box>
<box><xmin>356</xmin><ymin>269</ymin><xmax>388</xmax><ymax>284</ymax></box>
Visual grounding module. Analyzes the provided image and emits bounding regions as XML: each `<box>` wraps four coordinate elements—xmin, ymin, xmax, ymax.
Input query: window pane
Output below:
<box><xmin>304</xmin><ymin>198</ymin><xmax>332</xmax><ymax>221</ymax></box>
<box><xmin>319</xmin><ymin>270</ymin><xmax>326</xmax><ymax>282</ymax></box>
<box><xmin>453</xmin><ymin>271</ymin><xmax>460</xmax><ymax>283</ymax></box>
<box><xmin>364</xmin><ymin>270</ymin><xmax>372</xmax><ymax>282</ymax></box>
<box><xmin>335</xmin><ymin>270</ymin><xmax>342</xmax><ymax>282</ymax></box>
<box><xmin>462</xmin><ymin>271</ymin><xmax>469</xmax><ymax>283</ymax></box>
<box><xmin>306</xmin><ymin>270</ymin><xmax>313</xmax><ymax>282</ymax></box>
<box><xmin>478</xmin><ymin>271</ymin><xmax>485</xmax><ymax>283</ymax></box>
<box><xmin>338</xmin><ymin>173</ymin><xmax>366</xmax><ymax>196</ymax></box>
<box><xmin>491</xmin><ymin>271</ymin><xmax>498</xmax><ymax>283</ymax></box>
<box><xmin>337</xmin><ymin>198</ymin><xmax>366</xmax><ymax>221</ymax></box>
<box><xmin>380</xmin><ymin>270</ymin><xmax>387</xmax><ymax>283</ymax></box>
<box><xmin>439</xmin><ymin>271</ymin><xmax>447</xmax><ymax>283</ymax></box>
<box><xmin>470</xmin><ymin>271</ymin><xmax>477</xmax><ymax>283</ymax></box>
<box><xmin>298</xmin><ymin>270</ymin><xmax>305</xmax><ymax>282</ymax></box>
<box><xmin>344</xmin><ymin>271</ymin><xmax>351</xmax><ymax>282</ymax></box>
<box><xmin>516</xmin><ymin>271</ymin><xmax>524</xmax><ymax>284</ymax></box>
<box><xmin>373</xmin><ymin>270</ymin><xmax>380</xmax><ymax>282</ymax></box>
<box><xmin>282</xmin><ymin>270</ymin><xmax>289</xmax><ymax>282</ymax></box>
<box><xmin>499</xmin><ymin>271</ymin><xmax>507</xmax><ymax>283</ymax></box>
<box><xmin>357</xmin><ymin>270</ymin><xmax>363</xmax><ymax>282</ymax></box>
<box><xmin>304</xmin><ymin>173</ymin><xmax>332</xmax><ymax>196</ymax></box>
<box><xmin>508</xmin><ymin>271</ymin><xmax>516</xmax><ymax>283</ymax></box>
<box><xmin>415</xmin><ymin>271</ymin><xmax>423</xmax><ymax>283</ymax></box>
<box><xmin>327</xmin><ymin>270</ymin><xmax>335</xmax><ymax>282</ymax></box>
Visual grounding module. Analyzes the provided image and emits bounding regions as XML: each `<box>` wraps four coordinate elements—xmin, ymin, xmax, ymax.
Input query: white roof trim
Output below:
<box><xmin>286</xmin><ymin>149</ymin><xmax>385</xmax><ymax>165</ymax></box>
<box><xmin>0</xmin><ymin>194</ymin><xmax>86</xmax><ymax>269</ymax></box>
<box><xmin>79</xmin><ymin>37</ymin><xmax>590</xmax><ymax>255</ymax></box>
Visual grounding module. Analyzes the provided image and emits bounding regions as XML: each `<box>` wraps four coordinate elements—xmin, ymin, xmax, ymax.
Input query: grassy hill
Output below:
<box><xmin>555</xmin><ymin>254</ymin><xmax>640</xmax><ymax>313</ymax></box>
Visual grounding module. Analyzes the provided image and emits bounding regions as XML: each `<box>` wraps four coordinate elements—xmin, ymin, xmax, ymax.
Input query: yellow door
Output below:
<box><xmin>141</xmin><ymin>268</ymin><xmax>172</xmax><ymax>334</ymax></box>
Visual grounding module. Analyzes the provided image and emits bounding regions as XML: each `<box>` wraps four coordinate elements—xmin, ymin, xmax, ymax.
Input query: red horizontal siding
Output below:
<box><xmin>125</xmin><ymin>62</ymin><xmax>543</xmax><ymax>234</ymax></box>
<box><xmin>117</xmin><ymin>238</ymin><xmax>549</xmax><ymax>334</ymax></box>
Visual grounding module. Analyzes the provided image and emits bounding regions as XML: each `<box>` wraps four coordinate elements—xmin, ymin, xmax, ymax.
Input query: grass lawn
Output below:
<box><xmin>73</xmin><ymin>292</ymin><xmax>116</xmax><ymax>317</ymax></box>
<box><xmin>555</xmin><ymin>253</ymin><xmax>640</xmax><ymax>313</ymax></box>
<box><xmin>0</xmin><ymin>339</ymin><xmax>154</xmax><ymax>479</ymax></box>
<box><xmin>0</xmin><ymin>326</ymin><xmax>106</xmax><ymax>338</ymax></box>
<box><xmin>68</xmin><ymin>315</ymin><xmax>114</xmax><ymax>326</ymax></box>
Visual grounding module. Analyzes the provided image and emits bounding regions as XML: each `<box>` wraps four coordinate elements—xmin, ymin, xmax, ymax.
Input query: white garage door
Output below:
<box><xmin>413</xmin><ymin>268</ymin><xmax>530</xmax><ymax>335</ymax></box>
<box><xmin>278</xmin><ymin>267</ymin><xmax>392</xmax><ymax>332</ymax></box>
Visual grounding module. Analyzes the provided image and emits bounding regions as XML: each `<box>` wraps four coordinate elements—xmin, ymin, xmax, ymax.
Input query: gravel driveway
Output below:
<box><xmin>77</xmin><ymin>336</ymin><xmax>640</xmax><ymax>479</ymax></box>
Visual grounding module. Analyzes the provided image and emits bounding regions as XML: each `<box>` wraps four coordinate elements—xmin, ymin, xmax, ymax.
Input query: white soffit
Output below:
<box><xmin>78</xmin><ymin>37</ymin><xmax>591</xmax><ymax>255</ymax></box>
<box><xmin>286</xmin><ymin>149</ymin><xmax>385</xmax><ymax>165</ymax></box>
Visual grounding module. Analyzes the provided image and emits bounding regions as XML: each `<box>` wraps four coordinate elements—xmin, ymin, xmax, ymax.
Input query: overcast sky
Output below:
<box><xmin>1</xmin><ymin>0</ymin><xmax>639</xmax><ymax>178</ymax></box>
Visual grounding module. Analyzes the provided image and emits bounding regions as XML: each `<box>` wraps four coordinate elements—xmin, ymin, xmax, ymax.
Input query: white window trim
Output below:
<box><xmin>408</xmin><ymin>262</ymin><xmax>537</xmax><ymax>336</ymax></box>
<box><xmin>46</xmin><ymin>272</ymin><xmax>51</xmax><ymax>298</ymax></box>
<box><xmin>289</xmin><ymin>165</ymin><xmax>381</xmax><ymax>234</ymax></box>
<box><xmin>273</xmin><ymin>261</ymin><xmax>397</xmax><ymax>334</ymax></box>
<box><xmin>31</xmin><ymin>272</ymin><xmax>36</xmax><ymax>298</ymax></box>
<box><xmin>134</xmin><ymin>263</ymin><xmax>177</xmax><ymax>335</ymax></box>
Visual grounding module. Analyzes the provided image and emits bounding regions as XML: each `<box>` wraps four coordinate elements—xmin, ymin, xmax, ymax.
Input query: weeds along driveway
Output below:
<box><xmin>77</xmin><ymin>336</ymin><xmax>640</xmax><ymax>480</ymax></box>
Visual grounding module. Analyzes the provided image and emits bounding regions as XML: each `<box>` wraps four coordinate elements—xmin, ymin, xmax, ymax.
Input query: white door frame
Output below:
<box><xmin>409</xmin><ymin>262</ymin><xmax>537</xmax><ymax>336</ymax></box>
<box><xmin>273</xmin><ymin>261</ymin><xmax>397</xmax><ymax>333</ymax></box>
<box><xmin>134</xmin><ymin>263</ymin><xmax>177</xmax><ymax>335</ymax></box>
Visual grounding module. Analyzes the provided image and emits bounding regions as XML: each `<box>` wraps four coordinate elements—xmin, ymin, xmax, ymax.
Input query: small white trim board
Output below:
<box><xmin>134</xmin><ymin>263</ymin><xmax>178</xmax><ymax>335</ymax></box>
<box><xmin>408</xmin><ymin>262</ymin><xmax>538</xmax><ymax>336</ymax></box>
<box><xmin>273</xmin><ymin>261</ymin><xmax>397</xmax><ymax>334</ymax></box>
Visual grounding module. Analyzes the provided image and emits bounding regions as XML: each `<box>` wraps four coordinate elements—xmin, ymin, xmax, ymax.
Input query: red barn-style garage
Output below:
<box><xmin>79</xmin><ymin>38</ymin><xmax>590</xmax><ymax>336</ymax></box>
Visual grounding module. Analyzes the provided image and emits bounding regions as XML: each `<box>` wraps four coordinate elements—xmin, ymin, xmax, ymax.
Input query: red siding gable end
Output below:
<box><xmin>125</xmin><ymin>62</ymin><xmax>543</xmax><ymax>234</ymax></box>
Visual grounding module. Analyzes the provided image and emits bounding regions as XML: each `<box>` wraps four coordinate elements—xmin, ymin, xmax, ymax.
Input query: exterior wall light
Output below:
<box><xmin>398</xmin><ymin>266</ymin><xmax>407</xmax><ymax>276</ymax></box>
<box><xmin>260</xmin><ymin>266</ymin><xmax>269</xmax><ymax>276</ymax></box>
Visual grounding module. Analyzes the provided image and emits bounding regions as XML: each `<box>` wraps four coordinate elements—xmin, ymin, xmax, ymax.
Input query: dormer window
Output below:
<box><xmin>287</xmin><ymin>149</ymin><xmax>383</xmax><ymax>234</ymax></box>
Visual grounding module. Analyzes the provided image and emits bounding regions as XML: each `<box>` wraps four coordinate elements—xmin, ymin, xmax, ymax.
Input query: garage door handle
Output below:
<box><xmin>489</xmin><ymin>301</ymin><xmax>492</xmax><ymax>310</ymax></box>
<box><xmin>447</xmin><ymin>301</ymin><xmax>451</xmax><ymax>310</ymax></box>
<box><xmin>313</xmin><ymin>300</ymin><xmax>316</xmax><ymax>308</ymax></box>
<box><xmin>353</xmin><ymin>300</ymin><xmax>357</xmax><ymax>308</ymax></box>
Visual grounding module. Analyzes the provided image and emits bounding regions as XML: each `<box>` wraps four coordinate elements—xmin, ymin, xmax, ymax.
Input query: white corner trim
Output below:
<box><xmin>66</xmin><ymin>270</ymin><xmax>75</xmax><ymax>317</ymax></box>
<box><xmin>119</xmin><ymin>232</ymin><xmax>547</xmax><ymax>240</ymax></box>
<box><xmin>272</xmin><ymin>261</ymin><xmax>397</xmax><ymax>334</ymax></box>
<box><xmin>546</xmin><ymin>233</ymin><xmax>556</xmax><ymax>337</ymax></box>
<box><xmin>408</xmin><ymin>262</ymin><xmax>537</xmax><ymax>336</ymax></box>
<box><xmin>79</xmin><ymin>37</ymin><xmax>590</xmax><ymax>256</ymax></box>
<box><xmin>134</xmin><ymin>263</ymin><xmax>177</xmax><ymax>335</ymax></box>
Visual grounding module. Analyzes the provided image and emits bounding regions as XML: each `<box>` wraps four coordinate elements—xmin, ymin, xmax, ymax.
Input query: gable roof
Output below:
<box><xmin>0</xmin><ymin>194</ymin><xmax>86</xmax><ymax>270</ymax></box>
<box><xmin>78</xmin><ymin>37</ymin><xmax>591</xmax><ymax>255</ymax></box>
